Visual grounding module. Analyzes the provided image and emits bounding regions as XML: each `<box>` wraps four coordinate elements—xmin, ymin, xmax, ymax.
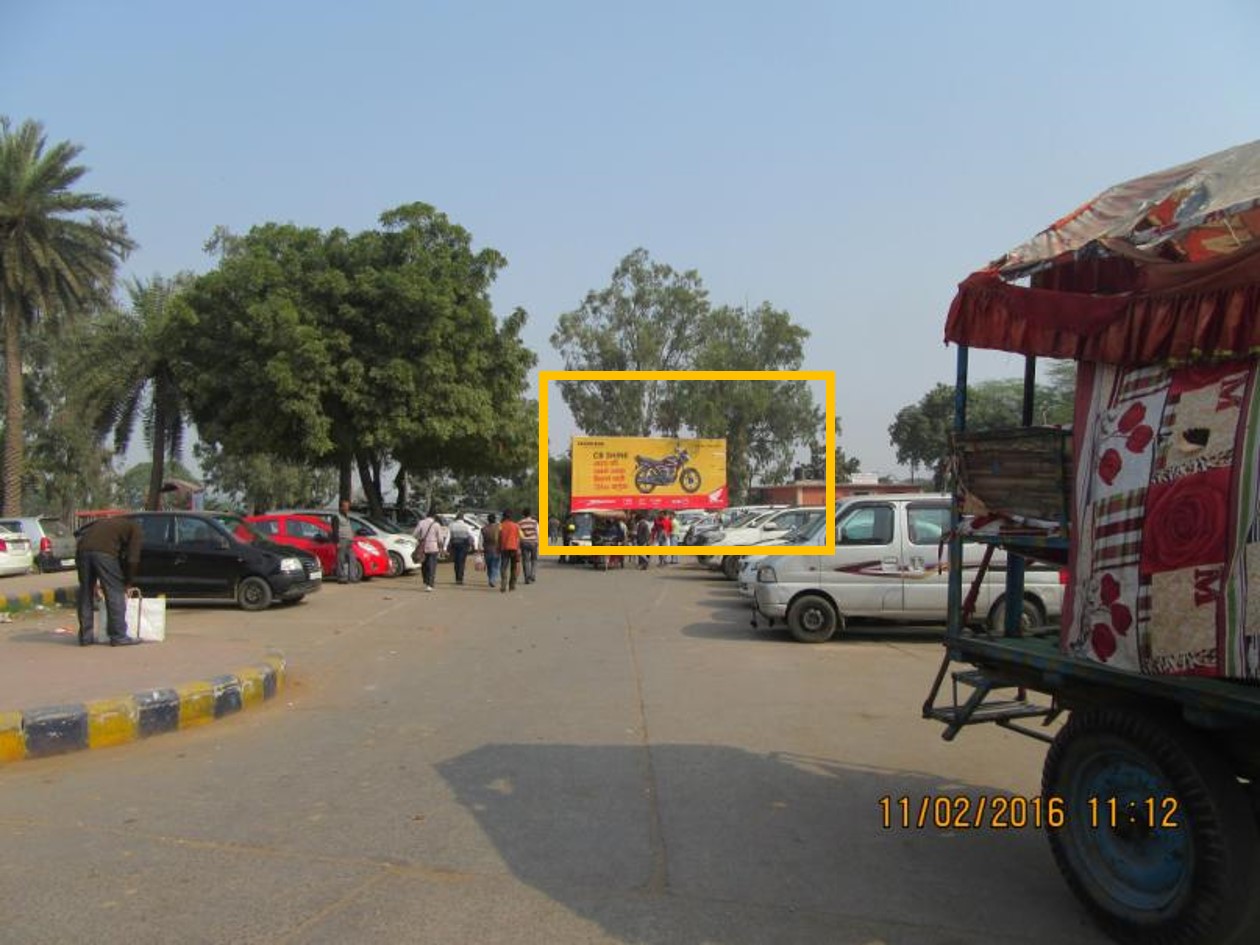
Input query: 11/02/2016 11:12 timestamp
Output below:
<box><xmin>878</xmin><ymin>795</ymin><xmax>1181</xmax><ymax>830</ymax></box>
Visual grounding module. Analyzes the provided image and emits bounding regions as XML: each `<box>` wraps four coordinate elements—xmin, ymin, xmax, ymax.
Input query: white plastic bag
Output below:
<box><xmin>94</xmin><ymin>589</ymin><xmax>166</xmax><ymax>643</ymax></box>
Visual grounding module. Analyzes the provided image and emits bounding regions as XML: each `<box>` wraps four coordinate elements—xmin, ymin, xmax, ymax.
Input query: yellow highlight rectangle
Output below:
<box><xmin>538</xmin><ymin>370</ymin><xmax>836</xmax><ymax>556</ymax></box>
<box><xmin>87</xmin><ymin>696</ymin><xmax>139</xmax><ymax>749</ymax></box>
<box><xmin>0</xmin><ymin>711</ymin><xmax>25</xmax><ymax>762</ymax></box>
<box><xmin>177</xmin><ymin>681</ymin><xmax>216</xmax><ymax>728</ymax></box>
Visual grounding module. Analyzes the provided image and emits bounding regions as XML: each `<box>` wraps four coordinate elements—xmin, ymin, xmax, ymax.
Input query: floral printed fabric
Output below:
<box><xmin>1064</xmin><ymin>359</ymin><xmax>1260</xmax><ymax>678</ymax></box>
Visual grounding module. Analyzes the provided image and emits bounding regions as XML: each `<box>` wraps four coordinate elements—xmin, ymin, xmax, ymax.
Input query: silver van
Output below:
<box><xmin>751</xmin><ymin>494</ymin><xmax>1064</xmax><ymax>642</ymax></box>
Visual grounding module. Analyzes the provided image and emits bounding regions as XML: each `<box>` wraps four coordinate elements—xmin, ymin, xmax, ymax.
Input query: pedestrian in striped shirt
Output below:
<box><xmin>519</xmin><ymin>508</ymin><xmax>540</xmax><ymax>584</ymax></box>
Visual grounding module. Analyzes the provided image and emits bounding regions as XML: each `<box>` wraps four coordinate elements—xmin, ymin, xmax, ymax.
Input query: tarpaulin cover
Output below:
<box><xmin>1063</xmin><ymin>359</ymin><xmax>1260</xmax><ymax>679</ymax></box>
<box><xmin>945</xmin><ymin>140</ymin><xmax>1260</xmax><ymax>365</ymax></box>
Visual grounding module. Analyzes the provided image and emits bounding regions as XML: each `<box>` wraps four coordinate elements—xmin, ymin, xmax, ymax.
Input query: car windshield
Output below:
<box><xmin>368</xmin><ymin>517</ymin><xmax>402</xmax><ymax>534</ymax></box>
<box><xmin>211</xmin><ymin>513</ymin><xmax>268</xmax><ymax>544</ymax></box>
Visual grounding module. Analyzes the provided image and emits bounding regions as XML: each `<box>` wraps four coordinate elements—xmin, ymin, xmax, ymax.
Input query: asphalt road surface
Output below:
<box><xmin>0</xmin><ymin>561</ymin><xmax>1107</xmax><ymax>945</ymax></box>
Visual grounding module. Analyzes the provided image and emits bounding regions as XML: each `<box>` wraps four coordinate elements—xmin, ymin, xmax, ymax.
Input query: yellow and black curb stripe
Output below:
<box><xmin>0</xmin><ymin>653</ymin><xmax>286</xmax><ymax>763</ymax></box>
<box><xmin>0</xmin><ymin>585</ymin><xmax>77</xmax><ymax>614</ymax></box>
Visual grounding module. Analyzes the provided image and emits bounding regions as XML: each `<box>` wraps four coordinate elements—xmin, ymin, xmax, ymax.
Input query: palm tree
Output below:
<box><xmin>0</xmin><ymin>117</ymin><xmax>133</xmax><ymax>513</ymax></box>
<box><xmin>76</xmin><ymin>275</ymin><xmax>196</xmax><ymax>510</ymax></box>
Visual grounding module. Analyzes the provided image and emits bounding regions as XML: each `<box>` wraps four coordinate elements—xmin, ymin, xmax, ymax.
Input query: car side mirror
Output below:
<box><xmin>763</xmin><ymin>523</ymin><xmax>782</xmax><ymax>531</ymax></box>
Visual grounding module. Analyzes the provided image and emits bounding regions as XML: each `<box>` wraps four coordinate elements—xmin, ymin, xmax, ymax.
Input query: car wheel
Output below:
<box><xmin>787</xmin><ymin>594</ymin><xmax>840</xmax><ymax>643</ymax></box>
<box><xmin>721</xmin><ymin>556</ymin><xmax>741</xmax><ymax>580</ymax></box>
<box><xmin>351</xmin><ymin>559</ymin><xmax>365</xmax><ymax>582</ymax></box>
<box><xmin>987</xmin><ymin>596</ymin><xmax>1044</xmax><ymax>634</ymax></box>
<box><xmin>388</xmin><ymin>551</ymin><xmax>405</xmax><ymax>577</ymax></box>
<box><xmin>237</xmin><ymin>576</ymin><xmax>274</xmax><ymax>611</ymax></box>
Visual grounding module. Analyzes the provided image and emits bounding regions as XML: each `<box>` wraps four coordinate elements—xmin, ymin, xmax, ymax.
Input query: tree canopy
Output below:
<box><xmin>0</xmin><ymin>117</ymin><xmax>133</xmax><ymax>513</ymax></box>
<box><xmin>551</xmin><ymin>250</ymin><xmax>822</xmax><ymax>502</ymax></box>
<box><xmin>179</xmin><ymin>203</ymin><xmax>537</xmax><ymax>516</ymax></box>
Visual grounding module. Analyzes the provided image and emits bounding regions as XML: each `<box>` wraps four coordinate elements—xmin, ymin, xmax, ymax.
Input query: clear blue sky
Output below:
<box><xmin>8</xmin><ymin>0</ymin><xmax>1259</xmax><ymax>477</ymax></box>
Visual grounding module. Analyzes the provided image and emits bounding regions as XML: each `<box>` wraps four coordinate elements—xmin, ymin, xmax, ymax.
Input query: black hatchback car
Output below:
<box><xmin>122</xmin><ymin>511</ymin><xmax>322</xmax><ymax>610</ymax></box>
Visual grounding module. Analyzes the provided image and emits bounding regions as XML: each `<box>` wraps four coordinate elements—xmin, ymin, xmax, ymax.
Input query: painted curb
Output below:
<box><xmin>0</xmin><ymin>585</ymin><xmax>77</xmax><ymax>614</ymax></box>
<box><xmin>0</xmin><ymin>653</ymin><xmax>286</xmax><ymax>763</ymax></box>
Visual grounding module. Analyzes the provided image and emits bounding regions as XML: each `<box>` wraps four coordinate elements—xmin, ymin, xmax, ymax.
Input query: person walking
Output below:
<box><xmin>518</xmin><ymin>507</ymin><xmax>540</xmax><ymax>584</ymax></box>
<box><xmin>634</xmin><ymin>513</ymin><xmax>652</xmax><ymax>570</ymax></box>
<box><xmin>654</xmin><ymin>511</ymin><xmax>672</xmax><ymax>567</ymax></box>
<box><xmin>498</xmin><ymin>509</ymin><xmax>521</xmax><ymax>592</ymax></box>
<box><xmin>447</xmin><ymin>512</ymin><xmax>476</xmax><ymax>585</ymax></box>
<box><xmin>481</xmin><ymin>513</ymin><xmax>501</xmax><ymax>588</ymax></box>
<box><xmin>75</xmin><ymin>514</ymin><xmax>145</xmax><ymax>647</ymax></box>
<box><xmin>335</xmin><ymin>499</ymin><xmax>359</xmax><ymax>584</ymax></box>
<box><xmin>412</xmin><ymin>507</ymin><xmax>445</xmax><ymax>591</ymax></box>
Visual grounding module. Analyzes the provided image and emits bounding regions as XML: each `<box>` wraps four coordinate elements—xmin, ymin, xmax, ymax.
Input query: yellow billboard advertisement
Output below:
<box><xmin>571</xmin><ymin>436</ymin><xmax>728</xmax><ymax>511</ymax></box>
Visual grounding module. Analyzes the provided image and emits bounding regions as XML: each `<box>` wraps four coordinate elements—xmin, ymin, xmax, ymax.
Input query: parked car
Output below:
<box><xmin>121</xmin><ymin>511</ymin><xmax>322</xmax><ymax>610</ymax></box>
<box><xmin>0</xmin><ymin>516</ymin><xmax>75</xmax><ymax>572</ymax></box>
<box><xmin>0</xmin><ymin>526</ymin><xmax>35</xmax><ymax>576</ymax></box>
<box><xmin>702</xmin><ymin>506</ymin><xmax>827</xmax><ymax>578</ymax></box>
<box><xmin>348</xmin><ymin>514</ymin><xmax>418</xmax><ymax>576</ymax></box>
<box><xmin>751</xmin><ymin>494</ymin><xmax>1065</xmax><ymax>642</ymax></box>
<box><xmin>245</xmin><ymin>512</ymin><xmax>391</xmax><ymax>581</ymax></box>
<box><xmin>736</xmin><ymin>515</ymin><xmax>830</xmax><ymax>597</ymax></box>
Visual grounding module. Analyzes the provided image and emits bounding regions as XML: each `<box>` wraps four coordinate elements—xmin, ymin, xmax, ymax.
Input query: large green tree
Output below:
<box><xmin>0</xmin><ymin>117</ymin><xmax>133</xmax><ymax>513</ymax></box>
<box><xmin>663</xmin><ymin>303</ymin><xmax>821</xmax><ymax>502</ymax></box>
<box><xmin>551</xmin><ymin>248</ymin><xmax>708</xmax><ymax>436</ymax></box>
<box><xmin>551</xmin><ymin>252</ymin><xmax>822</xmax><ymax>502</ymax></box>
<box><xmin>74</xmin><ymin>275</ymin><xmax>197</xmax><ymax>509</ymax></box>
<box><xmin>180</xmin><ymin>204</ymin><xmax>536</xmax><ymax>517</ymax></box>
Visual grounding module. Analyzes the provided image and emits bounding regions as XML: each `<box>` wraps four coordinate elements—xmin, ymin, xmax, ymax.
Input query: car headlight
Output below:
<box><xmin>279</xmin><ymin>557</ymin><xmax>303</xmax><ymax>573</ymax></box>
<box><xmin>757</xmin><ymin>565</ymin><xmax>777</xmax><ymax>583</ymax></box>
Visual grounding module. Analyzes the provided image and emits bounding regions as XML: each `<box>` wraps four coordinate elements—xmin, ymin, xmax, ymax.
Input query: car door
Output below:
<box><xmin>131</xmin><ymin>514</ymin><xmax>175</xmax><ymax>596</ymax></box>
<box><xmin>283</xmin><ymin>516</ymin><xmax>336</xmax><ymax>571</ymax></box>
<box><xmin>899</xmin><ymin>501</ymin><xmax>957</xmax><ymax>618</ymax></box>
<box><xmin>822</xmin><ymin>501</ymin><xmax>902</xmax><ymax>615</ymax></box>
<box><xmin>169</xmin><ymin>516</ymin><xmax>240</xmax><ymax>597</ymax></box>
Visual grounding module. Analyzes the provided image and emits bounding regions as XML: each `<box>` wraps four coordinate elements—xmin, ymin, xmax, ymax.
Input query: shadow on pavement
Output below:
<box><xmin>437</xmin><ymin>743</ymin><xmax>1097</xmax><ymax>945</ymax></box>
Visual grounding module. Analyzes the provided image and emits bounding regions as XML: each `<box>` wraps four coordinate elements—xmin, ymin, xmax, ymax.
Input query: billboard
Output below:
<box><xmin>571</xmin><ymin>436</ymin><xmax>728</xmax><ymax>511</ymax></box>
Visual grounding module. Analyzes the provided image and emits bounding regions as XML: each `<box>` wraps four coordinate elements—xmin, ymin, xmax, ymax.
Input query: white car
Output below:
<box><xmin>349</xmin><ymin>514</ymin><xmax>420</xmax><ymax>576</ymax></box>
<box><xmin>704</xmin><ymin>507</ymin><xmax>827</xmax><ymax>578</ymax></box>
<box><xmin>0</xmin><ymin>526</ymin><xmax>35</xmax><ymax>576</ymax></box>
<box><xmin>736</xmin><ymin>515</ymin><xmax>831</xmax><ymax>595</ymax></box>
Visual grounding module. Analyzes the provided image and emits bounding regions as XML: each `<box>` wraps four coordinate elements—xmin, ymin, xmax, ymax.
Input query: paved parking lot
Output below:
<box><xmin>0</xmin><ymin>560</ymin><xmax>1106</xmax><ymax>944</ymax></box>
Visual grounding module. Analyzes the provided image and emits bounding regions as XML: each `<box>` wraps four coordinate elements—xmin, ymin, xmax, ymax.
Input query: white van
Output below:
<box><xmin>750</xmin><ymin>493</ymin><xmax>1064</xmax><ymax>643</ymax></box>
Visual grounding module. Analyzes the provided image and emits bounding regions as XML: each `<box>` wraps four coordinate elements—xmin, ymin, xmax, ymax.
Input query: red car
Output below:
<box><xmin>244</xmin><ymin>513</ymin><xmax>391</xmax><ymax>581</ymax></box>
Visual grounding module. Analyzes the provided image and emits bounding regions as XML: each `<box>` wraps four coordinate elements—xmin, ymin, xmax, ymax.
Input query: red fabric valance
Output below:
<box><xmin>945</xmin><ymin>243</ymin><xmax>1260</xmax><ymax>364</ymax></box>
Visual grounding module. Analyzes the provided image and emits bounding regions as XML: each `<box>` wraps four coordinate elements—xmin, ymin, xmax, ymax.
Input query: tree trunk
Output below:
<box><xmin>355</xmin><ymin>449</ymin><xmax>385</xmax><ymax>519</ymax></box>
<box><xmin>338</xmin><ymin>455</ymin><xmax>352</xmax><ymax>504</ymax></box>
<box><xmin>394</xmin><ymin>465</ymin><xmax>408</xmax><ymax>512</ymax></box>
<box><xmin>3</xmin><ymin>313</ymin><xmax>24</xmax><ymax>516</ymax></box>
<box><xmin>146</xmin><ymin>397</ymin><xmax>167</xmax><ymax>510</ymax></box>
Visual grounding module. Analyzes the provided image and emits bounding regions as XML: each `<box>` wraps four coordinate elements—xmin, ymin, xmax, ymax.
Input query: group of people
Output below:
<box><xmin>408</xmin><ymin>507</ymin><xmax>541</xmax><ymax>593</ymax></box>
<box><xmin>583</xmin><ymin>510</ymin><xmax>678</xmax><ymax>569</ymax></box>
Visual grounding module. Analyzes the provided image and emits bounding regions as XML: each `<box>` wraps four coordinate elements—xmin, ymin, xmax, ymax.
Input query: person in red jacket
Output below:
<box><xmin>498</xmin><ymin>509</ymin><xmax>521</xmax><ymax>593</ymax></box>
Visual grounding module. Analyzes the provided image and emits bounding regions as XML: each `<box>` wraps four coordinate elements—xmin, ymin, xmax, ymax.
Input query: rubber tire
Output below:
<box><xmin>679</xmin><ymin>467</ymin><xmax>702</xmax><ymax>493</ymax></box>
<box><xmin>987</xmin><ymin>596</ymin><xmax>1043</xmax><ymax>634</ymax></box>
<box><xmin>351</xmin><ymin>559</ymin><xmax>365</xmax><ymax>582</ymax></box>
<box><xmin>634</xmin><ymin>471</ymin><xmax>656</xmax><ymax>494</ymax></box>
<box><xmin>1043</xmin><ymin>707</ymin><xmax>1260</xmax><ymax>945</ymax></box>
<box><xmin>787</xmin><ymin>594</ymin><xmax>840</xmax><ymax>643</ymax></box>
<box><xmin>721</xmin><ymin>556</ymin><xmax>741</xmax><ymax>580</ymax></box>
<box><xmin>237</xmin><ymin>576</ymin><xmax>274</xmax><ymax>612</ymax></box>
<box><xmin>388</xmin><ymin>551</ymin><xmax>405</xmax><ymax>577</ymax></box>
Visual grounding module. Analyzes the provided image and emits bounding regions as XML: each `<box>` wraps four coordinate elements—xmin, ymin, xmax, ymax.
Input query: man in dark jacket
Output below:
<box><xmin>76</xmin><ymin>515</ymin><xmax>144</xmax><ymax>647</ymax></box>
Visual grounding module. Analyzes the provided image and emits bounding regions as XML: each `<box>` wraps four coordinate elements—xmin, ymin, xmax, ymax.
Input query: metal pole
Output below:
<box><xmin>947</xmin><ymin>345</ymin><xmax>969</xmax><ymax>645</ymax></box>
